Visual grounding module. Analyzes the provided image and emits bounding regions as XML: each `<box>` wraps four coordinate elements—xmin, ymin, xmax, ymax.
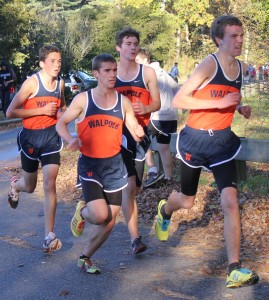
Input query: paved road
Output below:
<box><xmin>1</xmin><ymin>179</ymin><xmax>269</xmax><ymax>300</ymax></box>
<box><xmin>0</xmin><ymin>119</ymin><xmax>268</xmax><ymax>299</ymax></box>
<box><xmin>0</xmin><ymin>126</ymin><xmax>21</xmax><ymax>160</ymax></box>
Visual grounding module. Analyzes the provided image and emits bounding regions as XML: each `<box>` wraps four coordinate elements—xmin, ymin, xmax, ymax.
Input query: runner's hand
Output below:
<box><xmin>66</xmin><ymin>137</ymin><xmax>80</xmax><ymax>151</ymax></box>
<box><xmin>219</xmin><ymin>92</ymin><xmax>241</xmax><ymax>109</ymax></box>
<box><xmin>133</xmin><ymin>124</ymin><xmax>145</xmax><ymax>138</ymax></box>
<box><xmin>42</xmin><ymin>102</ymin><xmax>58</xmax><ymax>116</ymax></box>
<box><xmin>238</xmin><ymin>105</ymin><xmax>251</xmax><ymax>119</ymax></box>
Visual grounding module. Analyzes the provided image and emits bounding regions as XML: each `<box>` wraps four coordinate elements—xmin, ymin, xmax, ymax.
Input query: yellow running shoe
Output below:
<box><xmin>226</xmin><ymin>268</ymin><xmax>259</xmax><ymax>288</ymax></box>
<box><xmin>78</xmin><ymin>257</ymin><xmax>100</xmax><ymax>274</ymax></box>
<box><xmin>155</xmin><ymin>199</ymin><xmax>170</xmax><ymax>241</ymax></box>
<box><xmin>71</xmin><ymin>201</ymin><xmax>86</xmax><ymax>237</ymax></box>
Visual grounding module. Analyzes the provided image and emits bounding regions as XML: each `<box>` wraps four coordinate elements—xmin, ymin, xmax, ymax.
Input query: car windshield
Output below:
<box><xmin>77</xmin><ymin>71</ymin><xmax>95</xmax><ymax>80</ymax></box>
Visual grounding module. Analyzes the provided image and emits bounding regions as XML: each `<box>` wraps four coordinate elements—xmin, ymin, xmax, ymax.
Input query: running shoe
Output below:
<box><xmin>71</xmin><ymin>201</ymin><xmax>86</xmax><ymax>237</ymax></box>
<box><xmin>78</xmin><ymin>257</ymin><xmax>100</xmax><ymax>274</ymax></box>
<box><xmin>155</xmin><ymin>199</ymin><xmax>170</xmax><ymax>241</ymax></box>
<box><xmin>131</xmin><ymin>236</ymin><xmax>147</xmax><ymax>254</ymax></box>
<box><xmin>144</xmin><ymin>172</ymin><xmax>164</xmax><ymax>188</ymax></box>
<box><xmin>43</xmin><ymin>232</ymin><xmax>62</xmax><ymax>253</ymax></box>
<box><xmin>226</xmin><ymin>268</ymin><xmax>259</xmax><ymax>288</ymax></box>
<box><xmin>8</xmin><ymin>175</ymin><xmax>20</xmax><ymax>209</ymax></box>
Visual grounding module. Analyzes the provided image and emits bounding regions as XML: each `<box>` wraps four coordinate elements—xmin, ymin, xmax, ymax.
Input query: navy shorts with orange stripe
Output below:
<box><xmin>78</xmin><ymin>152</ymin><xmax>128</xmax><ymax>194</ymax></box>
<box><xmin>18</xmin><ymin>125</ymin><xmax>63</xmax><ymax>160</ymax></box>
<box><xmin>177</xmin><ymin>125</ymin><xmax>241</xmax><ymax>170</ymax></box>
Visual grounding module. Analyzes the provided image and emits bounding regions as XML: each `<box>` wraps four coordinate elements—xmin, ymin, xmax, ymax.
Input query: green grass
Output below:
<box><xmin>232</xmin><ymin>89</ymin><xmax>269</xmax><ymax>139</ymax></box>
<box><xmin>240</xmin><ymin>175</ymin><xmax>269</xmax><ymax>196</ymax></box>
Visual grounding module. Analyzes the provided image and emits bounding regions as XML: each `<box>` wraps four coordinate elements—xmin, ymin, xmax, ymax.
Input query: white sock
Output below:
<box><xmin>148</xmin><ymin>167</ymin><xmax>157</xmax><ymax>173</ymax></box>
<box><xmin>46</xmin><ymin>232</ymin><xmax>56</xmax><ymax>240</ymax></box>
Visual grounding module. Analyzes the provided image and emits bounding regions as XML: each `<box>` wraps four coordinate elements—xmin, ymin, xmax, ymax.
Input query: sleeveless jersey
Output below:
<box><xmin>114</xmin><ymin>64</ymin><xmax>151</xmax><ymax>127</ymax></box>
<box><xmin>22</xmin><ymin>72</ymin><xmax>62</xmax><ymax>129</ymax></box>
<box><xmin>77</xmin><ymin>90</ymin><xmax>124</xmax><ymax>158</ymax></box>
<box><xmin>187</xmin><ymin>53</ymin><xmax>242</xmax><ymax>130</ymax></box>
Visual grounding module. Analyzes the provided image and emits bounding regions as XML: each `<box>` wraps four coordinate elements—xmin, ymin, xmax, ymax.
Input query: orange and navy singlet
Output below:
<box><xmin>77</xmin><ymin>90</ymin><xmax>124</xmax><ymax>158</ymax></box>
<box><xmin>187</xmin><ymin>53</ymin><xmax>243</xmax><ymax>130</ymax></box>
<box><xmin>22</xmin><ymin>72</ymin><xmax>62</xmax><ymax>129</ymax></box>
<box><xmin>114</xmin><ymin>64</ymin><xmax>151</xmax><ymax>127</ymax></box>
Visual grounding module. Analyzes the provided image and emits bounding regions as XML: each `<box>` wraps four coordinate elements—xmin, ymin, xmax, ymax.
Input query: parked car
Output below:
<box><xmin>63</xmin><ymin>73</ymin><xmax>85</xmax><ymax>95</ymax></box>
<box><xmin>73</xmin><ymin>70</ymin><xmax>97</xmax><ymax>90</ymax></box>
<box><xmin>64</xmin><ymin>70</ymin><xmax>97</xmax><ymax>92</ymax></box>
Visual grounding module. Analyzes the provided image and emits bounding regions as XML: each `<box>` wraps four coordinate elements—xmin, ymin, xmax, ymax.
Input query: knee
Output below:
<box><xmin>43</xmin><ymin>181</ymin><xmax>56</xmax><ymax>194</ymax></box>
<box><xmin>25</xmin><ymin>184</ymin><xmax>36</xmax><ymax>193</ymax></box>
<box><xmin>91</xmin><ymin>210</ymin><xmax>109</xmax><ymax>225</ymax></box>
<box><xmin>221</xmin><ymin>189</ymin><xmax>238</xmax><ymax>214</ymax></box>
<box><xmin>125</xmin><ymin>180</ymin><xmax>137</xmax><ymax>197</ymax></box>
<box><xmin>183</xmin><ymin>196</ymin><xmax>195</xmax><ymax>209</ymax></box>
<box><xmin>221</xmin><ymin>198</ymin><xmax>238</xmax><ymax>214</ymax></box>
<box><xmin>179</xmin><ymin>193</ymin><xmax>195</xmax><ymax>210</ymax></box>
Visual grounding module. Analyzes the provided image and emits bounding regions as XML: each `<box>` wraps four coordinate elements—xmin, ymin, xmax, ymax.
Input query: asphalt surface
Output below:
<box><xmin>0</xmin><ymin>116</ymin><xmax>269</xmax><ymax>300</ymax></box>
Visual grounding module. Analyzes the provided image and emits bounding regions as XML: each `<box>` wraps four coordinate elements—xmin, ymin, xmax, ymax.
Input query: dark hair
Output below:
<box><xmin>0</xmin><ymin>61</ymin><xmax>8</xmax><ymax>68</ymax></box>
<box><xmin>137</xmin><ymin>47</ymin><xmax>150</xmax><ymax>63</ymax></box>
<box><xmin>92</xmin><ymin>54</ymin><xmax>116</xmax><ymax>71</ymax></box>
<box><xmin>210</xmin><ymin>15</ymin><xmax>243</xmax><ymax>47</ymax></box>
<box><xmin>115</xmin><ymin>27</ymin><xmax>140</xmax><ymax>46</ymax></box>
<box><xmin>39</xmin><ymin>45</ymin><xmax>61</xmax><ymax>62</ymax></box>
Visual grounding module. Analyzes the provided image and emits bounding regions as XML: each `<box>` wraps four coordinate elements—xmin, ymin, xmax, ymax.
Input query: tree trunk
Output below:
<box><xmin>176</xmin><ymin>28</ymin><xmax>181</xmax><ymax>60</ymax></box>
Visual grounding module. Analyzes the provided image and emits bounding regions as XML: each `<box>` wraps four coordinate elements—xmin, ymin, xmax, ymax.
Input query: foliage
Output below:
<box><xmin>0</xmin><ymin>0</ymin><xmax>33</xmax><ymax>63</ymax></box>
<box><xmin>1</xmin><ymin>0</ymin><xmax>269</xmax><ymax>83</ymax></box>
<box><xmin>232</xmin><ymin>88</ymin><xmax>269</xmax><ymax>139</ymax></box>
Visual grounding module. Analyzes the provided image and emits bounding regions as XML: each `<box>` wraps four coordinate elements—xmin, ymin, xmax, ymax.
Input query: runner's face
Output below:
<box><xmin>117</xmin><ymin>36</ymin><xmax>139</xmax><ymax>61</ymax></box>
<box><xmin>40</xmin><ymin>52</ymin><xmax>62</xmax><ymax>77</ymax></box>
<box><xmin>219</xmin><ymin>25</ymin><xmax>244</xmax><ymax>57</ymax></box>
<box><xmin>94</xmin><ymin>62</ymin><xmax>117</xmax><ymax>88</ymax></box>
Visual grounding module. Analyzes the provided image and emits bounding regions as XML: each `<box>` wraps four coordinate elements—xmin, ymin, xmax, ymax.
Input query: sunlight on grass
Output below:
<box><xmin>233</xmin><ymin>89</ymin><xmax>269</xmax><ymax>139</ymax></box>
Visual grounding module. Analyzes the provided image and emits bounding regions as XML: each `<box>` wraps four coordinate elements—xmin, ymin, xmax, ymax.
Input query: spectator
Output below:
<box><xmin>169</xmin><ymin>62</ymin><xmax>179</xmax><ymax>83</ymax></box>
<box><xmin>0</xmin><ymin>61</ymin><xmax>16</xmax><ymax>117</ymax></box>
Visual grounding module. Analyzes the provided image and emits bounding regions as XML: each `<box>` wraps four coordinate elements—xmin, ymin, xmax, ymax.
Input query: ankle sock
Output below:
<box><xmin>228</xmin><ymin>262</ymin><xmax>241</xmax><ymax>275</ymax></box>
<box><xmin>161</xmin><ymin>205</ymin><xmax>171</xmax><ymax>220</ymax></box>
<box><xmin>148</xmin><ymin>167</ymin><xmax>157</xmax><ymax>173</ymax></box>
<box><xmin>80</xmin><ymin>254</ymin><xmax>89</xmax><ymax>259</ymax></box>
<box><xmin>46</xmin><ymin>232</ymin><xmax>56</xmax><ymax>240</ymax></box>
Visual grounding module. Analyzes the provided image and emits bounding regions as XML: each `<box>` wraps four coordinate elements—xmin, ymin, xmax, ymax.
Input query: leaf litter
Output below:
<box><xmin>1</xmin><ymin>149</ymin><xmax>268</xmax><ymax>277</ymax></box>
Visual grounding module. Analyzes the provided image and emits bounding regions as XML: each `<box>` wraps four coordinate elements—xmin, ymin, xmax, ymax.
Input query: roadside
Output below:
<box><xmin>0</xmin><ymin>110</ymin><xmax>22</xmax><ymax>128</ymax></box>
<box><xmin>1</xmin><ymin>177</ymin><xmax>269</xmax><ymax>300</ymax></box>
<box><xmin>0</xmin><ymin>115</ymin><xmax>268</xmax><ymax>300</ymax></box>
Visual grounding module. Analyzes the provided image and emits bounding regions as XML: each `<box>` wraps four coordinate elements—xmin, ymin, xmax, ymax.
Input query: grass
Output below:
<box><xmin>232</xmin><ymin>89</ymin><xmax>269</xmax><ymax>139</ymax></box>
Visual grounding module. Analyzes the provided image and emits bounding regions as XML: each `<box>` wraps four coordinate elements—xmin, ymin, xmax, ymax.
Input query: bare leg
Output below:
<box><xmin>81</xmin><ymin>204</ymin><xmax>120</xmax><ymax>258</ymax></box>
<box><xmin>122</xmin><ymin>175</ymin><xmax>140</xmax><ymax>239</ymax></box>
<box><xmin>12</xmin><ymin>170</ymin><xmax>38</xmax><ymax>193</ymax></box>
<box><xmin>221</xmin><ymin>187</ymin><xmax>241</xmax><ymax>264</ymax></box>
<box><xmin>158</xmin><ymin>143</ymin><xmax>173</xmax><ymax>178</ymax></box>
<box><xmin>145</xmin><ymin>148</ymin><xmax>156</xmax><ymax>170</ymax></box>
<box><xmin>165</xmin><ymin>192</ymin><xmax>195</xmax><ymax>215</ymax></box>
<box><xmin>42</xmin><ymin>164</ymin><xmax>59</xmax><ymax>236</ymax></box>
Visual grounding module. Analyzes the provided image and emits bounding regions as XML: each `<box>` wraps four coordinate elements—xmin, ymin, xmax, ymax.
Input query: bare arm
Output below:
<box><xmin>6</xmin><ymin>76</ymin><xmax>58</xmax><ymax>119</ymax></box>
<box><xmin>173</xmin><ymin>55</ymin><xmax>242</xmax><ymax>110</ymax></box>
<box><xmin>132</xmin><ymin>65</ymin><xmax>161</xmax><ymax>115</ymax></box>
<box><xmin>123</xmin><ymin>96</ymin><xmax>145</xmax><ymax>142</ymax></box>
<box><xmin>236</xmin><ymin>62</ymin><xmax>251</xmax><ymax>119</ymax></box>
<box><xmin>57</xmin><ymin>79</ymin><xmax>67</xmax><ymax>119</ymax></box>
<box><xmin>56</xmin><ymin>92</ymin><xmax>86</xmax><ymax>151</ymax></box>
